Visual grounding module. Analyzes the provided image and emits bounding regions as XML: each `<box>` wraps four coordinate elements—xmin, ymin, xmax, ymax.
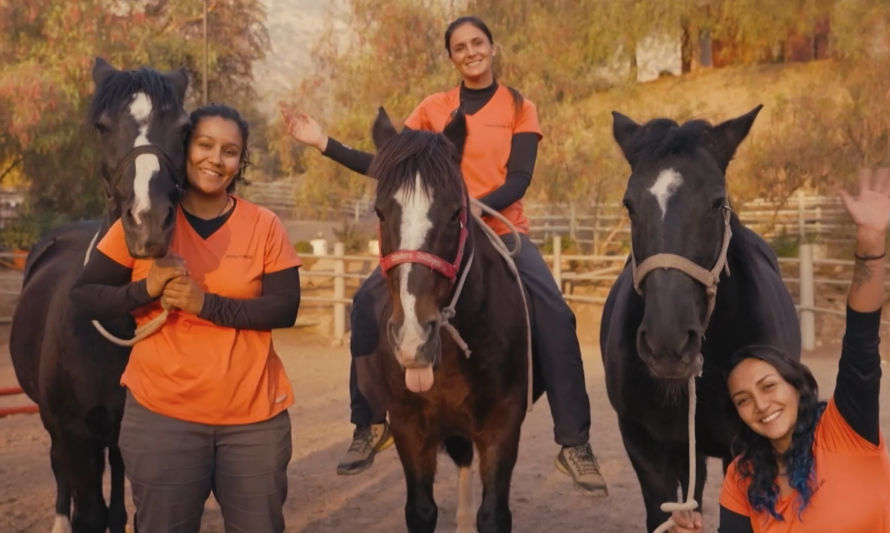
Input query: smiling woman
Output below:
<box><xmin>70</xmin><ymin>102</ymin><xmax>303</xmax><ymax>533</ymax></box>
<box><xmin>669</xmin><ymin>168</ymin><xmax>890</xmax><ymax>533</ymax></box>
<box><xmin>281</xmin><ymin>14</ymin><xmax>609</xmax><ymax>495</ymax></box>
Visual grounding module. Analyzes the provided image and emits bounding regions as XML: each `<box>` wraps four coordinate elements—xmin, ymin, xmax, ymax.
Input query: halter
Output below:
<box><xmin>106</xmin><ymin>144</ymin><xmax>183</xmax><ymax>197</ymax></box>
<box><xmin>379</xmin><ymin>193</ymin><xmax>469</xmax><ymax>285</ymax></box>
<box><xmin>631</xmin><ymin>205</ymin><xmax>732</xmax><ymax>326</ymax></box>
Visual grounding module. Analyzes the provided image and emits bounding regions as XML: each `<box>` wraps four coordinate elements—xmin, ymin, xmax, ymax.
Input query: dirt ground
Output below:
<box><xmin>1</xmin><ymin>317</ymin><xmax>888</xmax><ymax>532</ymax></box>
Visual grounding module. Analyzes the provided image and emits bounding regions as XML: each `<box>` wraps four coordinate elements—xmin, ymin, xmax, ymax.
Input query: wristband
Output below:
<box><xmin>854</xmin><ymin>250</ymin><xmax>886</xmax><ymax>261</ymax></box>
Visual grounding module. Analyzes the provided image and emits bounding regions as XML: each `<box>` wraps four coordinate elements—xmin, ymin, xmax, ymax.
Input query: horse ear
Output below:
<box><xmin>443</xmin><ymin>109</ymin><xmax>467</xmax><ymax>160</ymax></box>
<box><xmin>612</xmin><ymin>111</ymin><xmax>641</xmax><ymax>167</ymax></box>
<box><xmin>165</xmin><ymin>68</ymin><xmax>189</xmax><ymax>103</ymax></box>
<box><xmin>92</xmin><ymin>57</ymin><xmax>116</xmax><ymax>88</ymax></box>
<box><xmin>372</xmin><ymin>107</ymin><xmax>398</xmax><ymax>149</ymax></box>
<box><xmin>706</xmin><ymin>104</ymin><xmax>763</xmax><ymax>173</ymax></box>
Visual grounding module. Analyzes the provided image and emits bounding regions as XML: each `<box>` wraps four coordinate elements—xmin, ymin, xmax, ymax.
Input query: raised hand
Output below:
<box><xmin>839</xmin><ymin>167</ymin><xmax>890</xmax><ymax>241</ymax></box>
<box><xmin>279</xmin><ymin>103</ymin><xmax>328</xmax><ymax>152</ymax></box>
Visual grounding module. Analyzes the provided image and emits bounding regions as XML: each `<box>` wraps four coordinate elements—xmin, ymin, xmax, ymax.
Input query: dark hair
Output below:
<box><xmin>727</xmin><ymin>345</ymin><xmax>825</xmax><ymax>521</ymax></box>
<box><xmin>443</xmin><ymin>16</ymin><xmax>524</xmax><ymax>114</ymax></box>
<box><xmin>187</xmin><ymin>103</ymin><xmax>251</xmax><ymax>192</ymax></box>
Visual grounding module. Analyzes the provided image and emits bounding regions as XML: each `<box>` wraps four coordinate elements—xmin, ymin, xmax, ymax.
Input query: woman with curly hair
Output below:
<box><xmin>672</xmin><ymin>168</ymin><xmax>890</xmax><ymax>532</ymax></box>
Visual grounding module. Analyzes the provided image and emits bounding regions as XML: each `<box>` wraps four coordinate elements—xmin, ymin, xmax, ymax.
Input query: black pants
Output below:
<box><xmin>348</xmin><ymin>233</ymin><xmax>591</xmax><ymax>447</ymax></box>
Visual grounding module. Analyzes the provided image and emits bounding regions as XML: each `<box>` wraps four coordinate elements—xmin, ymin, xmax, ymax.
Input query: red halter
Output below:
<box><xmin>379</xmin><ymin>195</ymin><xmax>469</xmax><ymax>285</ymax></box>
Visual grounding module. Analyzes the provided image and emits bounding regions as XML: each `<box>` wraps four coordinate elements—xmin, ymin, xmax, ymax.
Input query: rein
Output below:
<box><xmin>631</xmin><ymin>207</ymin><xmax>732</xmax><ymax>533</ymax></box>
<box><xmin>84</xmin><ymin>230</ymin><xmax>170</xmax><ymax>347</ymax></box>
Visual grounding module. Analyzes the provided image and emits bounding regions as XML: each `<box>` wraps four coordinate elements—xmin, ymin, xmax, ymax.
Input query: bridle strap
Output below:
<box><xmin>108</xmin><ymin>144</ymin><xmax>182</xmax><ymax>191</ymax></box>
<box><xmin>631</xmin><ymin>207</ymin><xmax>733</xmax><ymax>326</ymax></box>
<box><xmin>379</xmin><ymin>194</ymin><xmax>469</xmax><ymax>285</ymax></box>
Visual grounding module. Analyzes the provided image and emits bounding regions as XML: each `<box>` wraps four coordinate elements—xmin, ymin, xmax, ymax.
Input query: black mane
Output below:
<box><xmin>624</xmin><ymin>118</ymin><xmax>713</xmax><ymax>165</ymax></box>
<box><xmin>370</xmin><ymin>129</ymin><xmax>464</xmax><ymax>201</ymax></box>
<box><xmin>87</xmin><ymin>67</ymin><xmax>181</xmax><ymax>124</ymax></box>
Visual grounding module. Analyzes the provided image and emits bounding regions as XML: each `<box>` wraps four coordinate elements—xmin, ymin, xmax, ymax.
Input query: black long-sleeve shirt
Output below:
<box><xmin>322</xmin><ymin>81</ymin><xmax>538</xmax><ymax>211</ymax></box>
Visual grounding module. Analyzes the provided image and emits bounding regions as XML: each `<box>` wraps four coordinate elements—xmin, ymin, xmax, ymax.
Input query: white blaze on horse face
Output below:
<box><xmin>393</xmin><ymin>173</ymin><xmax>434</xmax><ymax>363</ymax></box>
<box><xmin>128</xmin><ymin>92</ymin><xmax>159</xmax><ymax>225</ymax></box>
<box><xmin>648</xmin><ymin>168</ymin><xmax>684</xmax><ymax>221</ymax></box>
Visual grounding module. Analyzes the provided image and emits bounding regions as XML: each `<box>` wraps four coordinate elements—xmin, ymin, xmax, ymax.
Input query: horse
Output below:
<box><xmin>10</xmin><ymin>58</ymin><xmax>188</xmax><ymax>533</ymax></box>
<box><xmin>599</xmin><ymin>106</ymin><xmax>801</xmax><ymax>531</ymax></box>
<box><xmin>369</xmin><ymin>107</ymin><xmax>533</xmax><ymax>533</ymax></box>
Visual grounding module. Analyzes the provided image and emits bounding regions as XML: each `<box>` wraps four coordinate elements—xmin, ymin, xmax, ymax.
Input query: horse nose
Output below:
<box><xmin>637</xmin><ymin>326</ymin><xmax>701</xmax><ymax>369</ymax></box>
<box><xmin>418</xmin><ymin>320</ymin><xmax>441</xmax><ymax>364</ymax></box>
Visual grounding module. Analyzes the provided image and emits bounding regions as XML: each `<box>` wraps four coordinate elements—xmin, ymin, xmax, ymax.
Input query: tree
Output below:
<box><xmin>0</xmin><ymin>0</ymin><xmax>268</xmax><ymax>223</ymax></box>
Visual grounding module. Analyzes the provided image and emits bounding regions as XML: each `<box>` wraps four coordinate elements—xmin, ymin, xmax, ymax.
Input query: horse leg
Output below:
<box><xmin>618</xmin><ymin>419</ymin><xmax>680</xmax><ymax>532</ymax></box>
<box><xmin>67</xmin><ymin>434</ymin><xmax>108</xmax><ymax>533</ymax></box>
<box><xmin>444</xmin><ymin>436</ymin><xmax>474</xmax><ymax>533</ymax></box>
<box><xmin>393</xmin><ymin>426</ymin><xmax>438</xmax><ymax>532</ymax></box>
<box><xmin>49</xmin><ymin>432</ymin><xmax>72</xmax><ymax>533</ymax></box>
<box><xmin>475</xmin><ymin>420</ymin><xmax>521</xmax><ymax>533</ymax></box>
<box><xmin>107</xmin><ymin>443</ymin><xmax>127</xmax><ymax>533</ymax></box>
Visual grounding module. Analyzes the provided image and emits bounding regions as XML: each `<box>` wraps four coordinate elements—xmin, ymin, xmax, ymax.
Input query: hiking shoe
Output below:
<box><xmin>555</xmin><ymin>443</ymin><xmax>609</xmax><ymax>496</ymax></box>
<box><xmin>336</xmin><ymin>422</ymin><xmax>394</xmax><ymax>475</ymax></box>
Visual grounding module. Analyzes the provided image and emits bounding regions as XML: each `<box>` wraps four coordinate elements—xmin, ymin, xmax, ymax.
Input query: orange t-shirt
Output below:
<box><xmin>98</xmin><ymin>197</ymin><xmax>302</xmax><ymax>425</ymax></box>
<box><xmin>403</xmin><ymin>84</ymin><xmax>543</xmax><ymax>235</ymax></box>
<box><xmin>720</xmin><ymin>398</ymin><xmax>890</xmax><ymax>532</ymax></box>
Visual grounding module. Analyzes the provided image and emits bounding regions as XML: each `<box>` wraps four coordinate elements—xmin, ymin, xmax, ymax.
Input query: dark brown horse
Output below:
<box><xmin>370</xmin><ymin>108</ymin><xmax>533</xmax><ymax>532</ymax></box>
<box><xmin>600</xmin><ymin>107</ymin><xmax>801</xmax><ymax>531</ymax></box>
<box><xmin>10</xmin><ymin>58</ymin><xmax>188</xmax><ymax>533</ymax></box>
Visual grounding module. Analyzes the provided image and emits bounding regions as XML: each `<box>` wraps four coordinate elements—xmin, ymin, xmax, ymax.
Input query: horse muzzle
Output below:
<box><xmin>637</xmin><ymin>326</ymin><xmax>703</xmax><ymax>380</ymax></box>
<box><xmin>387</xmin><ymin>318</ymin><xmax>441</xmax><ymax>392</ymax></box>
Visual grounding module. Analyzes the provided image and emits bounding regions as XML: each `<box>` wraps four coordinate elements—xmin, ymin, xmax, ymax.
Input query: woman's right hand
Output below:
<box><xmin>669</xmin><ymin>510</ymin><xmax>703</xmax><ymax>533</ymax></box>
<box><xmin>145</xmin><ymin>254</ymin><xmax>187</xmax><ymax>298</ymax></box>
<box><xmin>279</xmin><ymin>103</ymin><xmax>328</xmax><ymax>152</ymax></box>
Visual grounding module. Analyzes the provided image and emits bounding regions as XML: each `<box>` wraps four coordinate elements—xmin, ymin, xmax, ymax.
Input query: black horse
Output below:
<box><xmin>10</xmin><ymin>58</ymin><xmax>188</xmax><ymax>533</ymax></box>
<box><xmin>600</xmin><ymin>106</ymin><xmax>801</xmax><ymax>531</ymax></box>
<box><xmin>370</xmin><ymin>108</ymin><xmax>533</xmax><ymax>533</ymax></box>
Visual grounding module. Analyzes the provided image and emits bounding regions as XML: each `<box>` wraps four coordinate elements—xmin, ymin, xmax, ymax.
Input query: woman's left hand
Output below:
<box><xmin>160</xmin><ymin>275</ymin><xmax>205</xmax><ymax>315</ymax></box>
<box><xmin>839</xmin><ymin>167</ymin><xmax>890</xmax><ymax>246</ymax></box>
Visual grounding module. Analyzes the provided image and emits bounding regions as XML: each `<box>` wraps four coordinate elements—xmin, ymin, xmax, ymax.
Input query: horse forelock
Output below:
<box><xmin>87</xmin><ymin>67</ymin><xmax>180</xmax><ymax>126</ymax></box>
<box><xmin>372</xmin><ymin>129</ymin><xmax>463</xmax><ymax>204</ymax></box>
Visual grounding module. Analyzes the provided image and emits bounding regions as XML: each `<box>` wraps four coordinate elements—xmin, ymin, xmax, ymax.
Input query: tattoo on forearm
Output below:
<box><xmin>852</xmin><ymin>259</ymin><xmax>877</xmax><ymax>288</ymax></box>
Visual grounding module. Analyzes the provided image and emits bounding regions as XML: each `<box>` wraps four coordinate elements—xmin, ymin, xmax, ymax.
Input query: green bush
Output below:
<box><xmin>294</xmin><ymin>240</ymin><xmax>313</xmax><ymax>254</ymax></box>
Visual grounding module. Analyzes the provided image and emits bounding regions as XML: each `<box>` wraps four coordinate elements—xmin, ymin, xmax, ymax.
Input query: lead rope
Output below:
<box><xmin>652</xmin><ymin>366</ymin><xmax>701</xmax><ymax>533</ymax></box>
<box><xmin>468</xmin><ymin>198</ymin><xmax>534</xmax><ymax>412</ymax></box>
<box><xmin>84</xmin><ymin>230</ymin><xmax>170</xmax><ymax>347</ymax></box>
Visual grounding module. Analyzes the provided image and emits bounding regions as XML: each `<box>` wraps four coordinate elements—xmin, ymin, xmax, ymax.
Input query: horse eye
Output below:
<box><xmin>375</xmin><ymin>208</ymin><xmax>384</xmax><ymax>222</ymax></box>
<box><xmin>451</xmin><ymin>208</ymin><xmax>461</xmax><ymax>222</ymax></box>
<box><xmin>712</xmin><ymin>198</ymin><xmax>726</xmax><ymax>210</ymax></box>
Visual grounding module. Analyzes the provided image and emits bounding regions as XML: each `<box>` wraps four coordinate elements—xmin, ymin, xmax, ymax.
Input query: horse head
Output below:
<box><xmin>370</xmin><ymin>107</ymin><xmax>469</xmax><ymax>393</ymax></box>
<box><xmin>612</xmin><ymin>105</ymin><xmax>762</xmax><ymax>380</ymax></box>
<box><xmin>88</xmin><ymin>57</ymin><xmax>189</xmax><ymax>258</ymax></box>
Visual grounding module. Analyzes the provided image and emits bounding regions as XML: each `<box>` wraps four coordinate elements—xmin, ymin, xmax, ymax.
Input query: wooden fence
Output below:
<box><xmin>525</xmin><ymin>194</ymin><xmax>850</xmax><ymax>254</ymax></box>
<box><xmin>296</xmin><ymin>239</ymin><xmax>880</xmax><ymax>350</ymax></box>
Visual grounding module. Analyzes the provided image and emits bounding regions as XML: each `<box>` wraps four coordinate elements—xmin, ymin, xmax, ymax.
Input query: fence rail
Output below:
<box><xmin>0</xmin><ymin>234</ymin><xmax>866</xmax><ymax>351</ymax></box>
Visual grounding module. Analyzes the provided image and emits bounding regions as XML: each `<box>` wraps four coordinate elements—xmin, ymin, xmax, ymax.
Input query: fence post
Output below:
<box><xmin>799</xmin><ymin>244</ymin><xmax>815</xmax><ymax>350</ymax></box>
<box><xmin>552</xmin><ymin>235</ymin><xmax>562</xmax><ymax>294</ymax></box>
<box><xmin>569</xmin><ymin>203</ymin><xmax>577</xmax><ymax>243</ymax></box>
<box><xmin>797</xmin><ymin>192</ymin><xmax>806</xmax><ymax>242</ymax></box>
<box><xmin>333</xmin><ymin>242</ymin><xmax>345</xmax><ymax>345</ymax></box>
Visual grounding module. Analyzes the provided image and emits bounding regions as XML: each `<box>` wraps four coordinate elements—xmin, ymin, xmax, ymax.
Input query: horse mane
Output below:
<box><xmin>624</xmin><ymin>118</ymin><xmax>713</xmax><ymax>166</ymax></box>
<box><xmin>726</xmin><ymin>211</ymin><xmax>782</xmax><ymax>273</ymax></box>
<box><xmin>87</xmin><ymin>67</ymin><xmax>181</xmax><ymax>124</ymax></box>
<box><xmin>370</xmin><ymin>129</ymin><xmax>464</xmax><ymax>201</ymax></box>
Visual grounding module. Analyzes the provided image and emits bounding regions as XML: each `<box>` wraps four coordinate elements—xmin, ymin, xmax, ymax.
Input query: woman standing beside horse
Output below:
<box><xmin>71</xmin><ymin>103</ymin><xmax>302</xmax><ymax>533</ymax></box>
<box><xmin>671</xmin><ymin>168</ymin><xmax>890</xmax><ymax>532</ymax></box>
<box><xmin>281</xmin><ymin>15</ymin><xmax>606</xmax><ymax>495</ymax></box>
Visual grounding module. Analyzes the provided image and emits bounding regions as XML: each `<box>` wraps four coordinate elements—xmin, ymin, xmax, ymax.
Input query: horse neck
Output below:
<box><xmin>453</xmin><ymin>220</ymin><xmax>503</xmax><ymax>317</ymax></box>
